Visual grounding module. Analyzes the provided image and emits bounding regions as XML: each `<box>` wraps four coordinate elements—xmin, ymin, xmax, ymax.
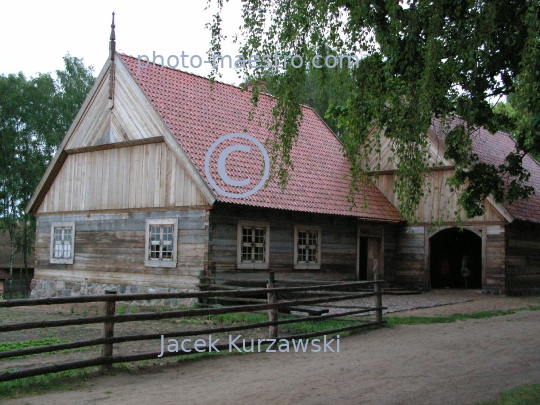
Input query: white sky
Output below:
<box><xmin>0</xmin><ymin>0</ymin><xmax>245</xmax><ymax>85</ymax></box>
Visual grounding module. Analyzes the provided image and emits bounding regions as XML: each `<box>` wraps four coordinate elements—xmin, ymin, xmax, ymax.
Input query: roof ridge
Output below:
<box><xmin>118</xmin><ymin>52</ymin><xmax>321</xmax><ymax>116</ymax></box>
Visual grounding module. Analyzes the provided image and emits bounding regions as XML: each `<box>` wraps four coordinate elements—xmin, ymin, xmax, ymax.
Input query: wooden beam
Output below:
<box><xmin>65</xmin><ymin>136</ymin><xmax>164</xmax><ymax>155</ymax></box>
<box><xmin>368</xmin><ymin>165</ymin><xmax>455</xmax><ymax>176</ymax></box>
<box><xmin>33</xmin><ymin>205</ymin><xmax>213</xmax><ymax>217</ymax></box>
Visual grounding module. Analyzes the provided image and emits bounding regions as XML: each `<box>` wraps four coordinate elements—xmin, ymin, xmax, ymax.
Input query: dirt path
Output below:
<box><xmin>5</xmin><ymin>297</ymin><xmax>540</xmax><ymax>405</ymax></box>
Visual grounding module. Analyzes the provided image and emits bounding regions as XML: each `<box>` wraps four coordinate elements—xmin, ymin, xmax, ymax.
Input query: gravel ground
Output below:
<box><xmin>322</xmin><ymin>288</ymin><xmax>540</xmax><ymax>316</ymax></box>
<box><xmin>5</xmin><ymin>291</ymin><xmax>540</xmax><ymax>405</ymax></box>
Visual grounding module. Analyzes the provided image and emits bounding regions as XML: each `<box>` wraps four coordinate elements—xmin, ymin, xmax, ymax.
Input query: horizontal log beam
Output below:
<box><xmin>0</xmin><ymin>280</ymin><xmax>383</xmax><ymax>308</ymax></box>
<box><xmin>64</xmin><ymin>136</ymin><xmax>165</xmax><ymax>155</ymax></box>
<box><xmin>0</xmin><ymin>320</ymin><xmax>383</xmax><ymax>382</ymax></box>
<box><xmin>0</xmin><ymin>306</ymin><xmax>383</xmax><ymax>360</ymax></box>
<box><xmin>0</xmin><ymin>293</ymin><xmax>377</xmax><ymax>332</ymax></box>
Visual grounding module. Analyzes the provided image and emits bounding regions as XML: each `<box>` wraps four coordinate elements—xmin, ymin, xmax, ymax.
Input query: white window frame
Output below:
<box><xmin>237</xmin><ymin>221</ymin><xmax>270</xmax><ymax>269</ymax></box>
<box><xmin>50</xmin><ymin>222</ymin><xmax>75</xmax><ymax>264</ymax></box>
<box><xmin>294</xmin><ymin>225</ymin><xmax>321</xmax><ymax>270</ymax></box>
<box><xmin>145</xmin><ymin>218</ymin><xmax>178</xmax><ymax>268</ymax></box>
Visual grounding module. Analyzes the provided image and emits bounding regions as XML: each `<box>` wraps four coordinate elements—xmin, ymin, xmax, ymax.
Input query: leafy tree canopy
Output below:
<box><xmin>208</xmin><ymin>0</ymin><xmax>540</xmax><ymax>221</ymax></box>
<box><xmin>0</xmin><ymin>54</ymin><xmax>95</xmax><ymax>268</ymax></box>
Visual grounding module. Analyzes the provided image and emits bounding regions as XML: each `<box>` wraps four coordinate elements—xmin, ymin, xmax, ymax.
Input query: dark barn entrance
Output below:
<box><xmin>430</xmin><ymin>228</ymin><xmax>482</xmax><ymax>289</ymax></box>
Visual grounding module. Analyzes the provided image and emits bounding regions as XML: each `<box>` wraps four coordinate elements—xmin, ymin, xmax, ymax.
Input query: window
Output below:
<box><xmin>145</xmin><ymin>218</ymin><xmax>178</xmax><ymax>267</ymax></box>
<box><xmin>237</xmin><ymin>221</ymin><xmax>270</xmax><ymax>269</ymax></box>
<box><xmin>50</xmin><ymin>222</ymin><xmax>75</xmax><ymax>264</ymax></box>
<box><xmin>294</xmin><ymin>225</ymin><xmax>321</xmax><ymax>269</ymax></box>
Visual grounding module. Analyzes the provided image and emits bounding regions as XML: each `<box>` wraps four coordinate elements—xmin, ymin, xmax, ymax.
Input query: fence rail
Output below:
<box><xmin>0</xmin><ymin>273</ymin><xmax>385</xmax><ymax>382</ymax></box>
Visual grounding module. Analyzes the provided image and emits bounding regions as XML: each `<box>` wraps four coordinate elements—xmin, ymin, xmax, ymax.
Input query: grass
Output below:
<box><xmin>384</xmin><ymin>305</ymin><xmax>540</xmax><ymax>327</ymax></box>
<box><xmin>0</xmin><ymin>338</ymin><xmax>69</xmax><ymax>353</ymax></box>
<box><xmin>477</xmin><ymin>383</ymin><xmax>540</xmax><ymax>405</ymax></box>
<box><xmin>0</xmin><ymin>338</ymin><xmax>99</xmax><ymax>361</ymax></box>
<box><xmin>0</xmin><ymin>367</ymin><xmax>102</xmax><ymax>399</ymax></box>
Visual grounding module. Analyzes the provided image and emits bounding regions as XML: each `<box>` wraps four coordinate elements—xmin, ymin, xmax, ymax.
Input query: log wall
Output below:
<box><xmin>390</xmin><ymin>224</ymin><xmax>507</xmax><ymax>290</ymax></box>
<box><xmin>505</xmin><ymin>221</ymin><xmax>540</xmax><ymax>294</ymax></box>
<box><xmin>209</xmin><ymin>203</ymin><xmax>398</xmax><ymax>283</ymax></box>
<box><xmin>34</xmin><ymin>210</ymin><xmax>209</xmax><ymax>290</ymax></box>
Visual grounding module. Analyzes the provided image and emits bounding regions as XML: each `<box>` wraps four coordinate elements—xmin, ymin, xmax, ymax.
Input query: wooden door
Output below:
<box><xmin>367</xmin><ymin>238</ymin><xmax>382</xmax><ymax>280</ymax></box>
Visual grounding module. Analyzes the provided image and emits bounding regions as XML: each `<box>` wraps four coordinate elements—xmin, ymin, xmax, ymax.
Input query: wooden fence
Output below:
<box><xmin>0</xmin><ymin>273</ymin><xmax>385</xmax><ymax>382</ymax></box>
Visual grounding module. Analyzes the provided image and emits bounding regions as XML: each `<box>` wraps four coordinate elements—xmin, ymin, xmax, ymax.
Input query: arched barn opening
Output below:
<box><xmin>430</xmin><ymin>228</ymin><xmax>482</xmax><ymax>289</ymax></box>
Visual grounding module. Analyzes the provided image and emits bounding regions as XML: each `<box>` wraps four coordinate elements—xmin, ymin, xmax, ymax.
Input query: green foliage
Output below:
<box><xmin>208</xmin><ymin>0</ymin><xmax>540</xmax><ymax>221</ymax></box>
<box><xmin>0</xmin><ymin>338</ymin><xmax>69</xmax><ymax>353</ymax></box>
<box><xmin>0</xmin><ymin>54</ymin><xmax>94</xmax><ymax>270</ymax></box>
<box><xmin>477</xmin><ymin>383</ymin><xmax>540</xmax><ymax>405</ymax></box>
<box><xmin>385</xmin><ymin>309</ymin><xmax>518</xmax><ymax>326</ymax></box>
<box><xmin>0</xmin><ymin>367</ymin><xmax>99</xmax><ymax>399</ymax></box>
<box><xmin>385</xmin><ymin>305</ymin><xmax>540</xmax><ymax>326</ymax></box>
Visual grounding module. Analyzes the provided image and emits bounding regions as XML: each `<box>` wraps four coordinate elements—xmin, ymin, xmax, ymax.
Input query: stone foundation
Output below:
<box><xmin>30</xmin><ymin>279</ymin><xmax>198</xmax><ymax>307</ymax></box>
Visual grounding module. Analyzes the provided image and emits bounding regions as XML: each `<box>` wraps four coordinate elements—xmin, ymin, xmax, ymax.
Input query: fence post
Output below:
<box><xmin>373</xmin><ymin>273</ymin><xmax>383</xmax><ymax>324</ymax></box>
<box><xmin>101</xmin><ymin>288</ymin><xmax>117</xmax><ymax>372</ymax></box>
<box><xmin>267</xmin><ymin>271</ymin><xmax>278</xmax><ymax>338</ymax></box>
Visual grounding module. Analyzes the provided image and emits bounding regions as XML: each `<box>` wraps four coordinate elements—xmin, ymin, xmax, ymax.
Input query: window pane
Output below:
<box><xmin>254</xmin><ymin>228</ymin><xmax>265</xmax><ymax>244</ymax></box>
<box><xmin>298</xmin><ymin>248</ymin><xmax>306</xmax><ymax>262</ymax></box>
<box><xmin>54</xmin><ymin>243</ymin><xmax>63</xmax><ymax>258</ymax></box>
<box><xmin>241</xmin><ymin>245</ymin><xmax>252</xmax><ymax>261</ymax></box>
<box><xmin>63</xmin><ymin>244</ymin><xmax>71</xmax><ymax>258</ymax></box>
<box><xmin>254</xmin><ymin>246</ymin><xmax>264</xmax><ymax>262</ymax></box>
<box><xmin>150</xmin><ymin>244</ymin><xmax>160</xmax><ymax>259</ymax></box>
<box><xmin>308</xmin><ymin>247</ymin><xmax>317</xmax><ymax>263</ymax></box>
<box><xmin>242</xmin><ymin>227</ymin><xmax>252</xmax><ymax>243</ymax></box>
<box><xmin>308</xmin><ymin>231</ymin><xmax>317</xmax><ymax>245</ymax></box>
<box><xmin>298</xmin><ymin>231</ymin><xmax>306</xmax><ymax>246</ymax></box>
<box><xmin>150</xmin><ymin>226</ymin><xmax>160</xmax><ymax>242</ymax></box>
<box><xmin>163</xmin><ymin>226</ymin><xmax>173</xmax><ymax>242</ymax></box>
<box><xmin>162</xmin><ymin>244</ymin><xmax>173</xmax><ymax>260</ymax></box>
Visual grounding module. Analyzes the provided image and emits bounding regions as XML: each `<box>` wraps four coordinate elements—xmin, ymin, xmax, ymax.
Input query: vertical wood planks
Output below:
<box><xmin>38</xmin><ymin>143</ymin><xmax>207</xmax><ymax>213</ymax></box>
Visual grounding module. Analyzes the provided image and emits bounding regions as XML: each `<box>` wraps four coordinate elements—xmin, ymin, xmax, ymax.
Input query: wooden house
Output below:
<box><xmin>24</xmin><ymin>32</ymin><xmax>540</xmax><ymax>298</ymax></box>
<box><xmin>24</xmin><ymin>35</ymin><xmax>404</xmax><ymax>299</ymax></box>
<box><xmin>368</xmin><ymin>118</ymin><xmax>540</xmax><ymax>295</ymax></box>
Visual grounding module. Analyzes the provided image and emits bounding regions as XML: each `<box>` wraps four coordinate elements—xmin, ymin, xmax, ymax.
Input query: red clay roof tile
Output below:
<box><xmin>119</xmin><ymin>53</ymin><xmax>402</xmax><ymax>221</ymax></box>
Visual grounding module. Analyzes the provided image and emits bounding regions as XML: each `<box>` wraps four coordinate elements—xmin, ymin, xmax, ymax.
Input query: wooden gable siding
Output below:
<box><xmin>37</xmin><ymin>142</ymin><xmax>207</xmax><ymax>214</ymax></box>
<box><xmin>209</xmin><ymin>203</ymin><xmax>397</xmax><ymax>283</ymax></box>
<box><xmin>367</xmin><ymin>131</ymin><xmax>451</xmax><ymax>173</ymax></box>
<box><xmin>65</xmin><ymin>61</ymin><xmax>167</xmax><ymax>150</ymax></box>
<box><xmin>505</xmin><ymin>222</ymin><xmax>540</xmax><ymax>292</ymax></box>
<box><xmin>34</xmin><ymin>210</ymin><xmax>209</xmax><ymax>289</ymax></box>
<box><xmin>371</xmin><ymin>171</ymin><xmax>506</xmax><ymax>224</ymax></box>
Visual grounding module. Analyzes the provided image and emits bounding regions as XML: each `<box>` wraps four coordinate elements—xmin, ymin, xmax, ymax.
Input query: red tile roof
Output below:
<box><xmin>119</xmin><ymin>54</ymin><xmax>402</xmax><ymax>222</ymax></box>
<box><xmin>431</xmin><ymin>118</ymin><xmax>540</xmax><ymax>223</ymax></box>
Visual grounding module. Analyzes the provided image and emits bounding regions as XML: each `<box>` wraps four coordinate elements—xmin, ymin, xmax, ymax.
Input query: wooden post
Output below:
<box><xmin>101</xmin><ymin>288</ymin><xmax>117</xmax><ymax>372</ymax></box>
<box><xmin>267</xmin><ymin>271</ymin><xmax>278</xmax><ymax>338</ymax></box>
<box><xmin>373</xmin><ymin>273</ymin><xmax>382</xmax><ymax>324</ymax></box>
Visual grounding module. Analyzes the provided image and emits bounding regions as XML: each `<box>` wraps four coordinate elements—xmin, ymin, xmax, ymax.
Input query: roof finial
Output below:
<box><xmin>109</xmin><ymin>12</ymin><xmax>116</xmax><ymax>61</ymax></box>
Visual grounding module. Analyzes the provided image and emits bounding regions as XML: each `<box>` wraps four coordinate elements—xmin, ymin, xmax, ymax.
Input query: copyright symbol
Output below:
<box><xmin>204</xmin><ymin>133</ymin><xmax>270</xmax><ymax>198</ymax></box>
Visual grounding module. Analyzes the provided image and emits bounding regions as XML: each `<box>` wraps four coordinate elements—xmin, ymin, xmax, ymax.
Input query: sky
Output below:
<box><xmin>0</xmin><ymin>0</ymin><xmax>245</xmax><ymax>85</ymax></box>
